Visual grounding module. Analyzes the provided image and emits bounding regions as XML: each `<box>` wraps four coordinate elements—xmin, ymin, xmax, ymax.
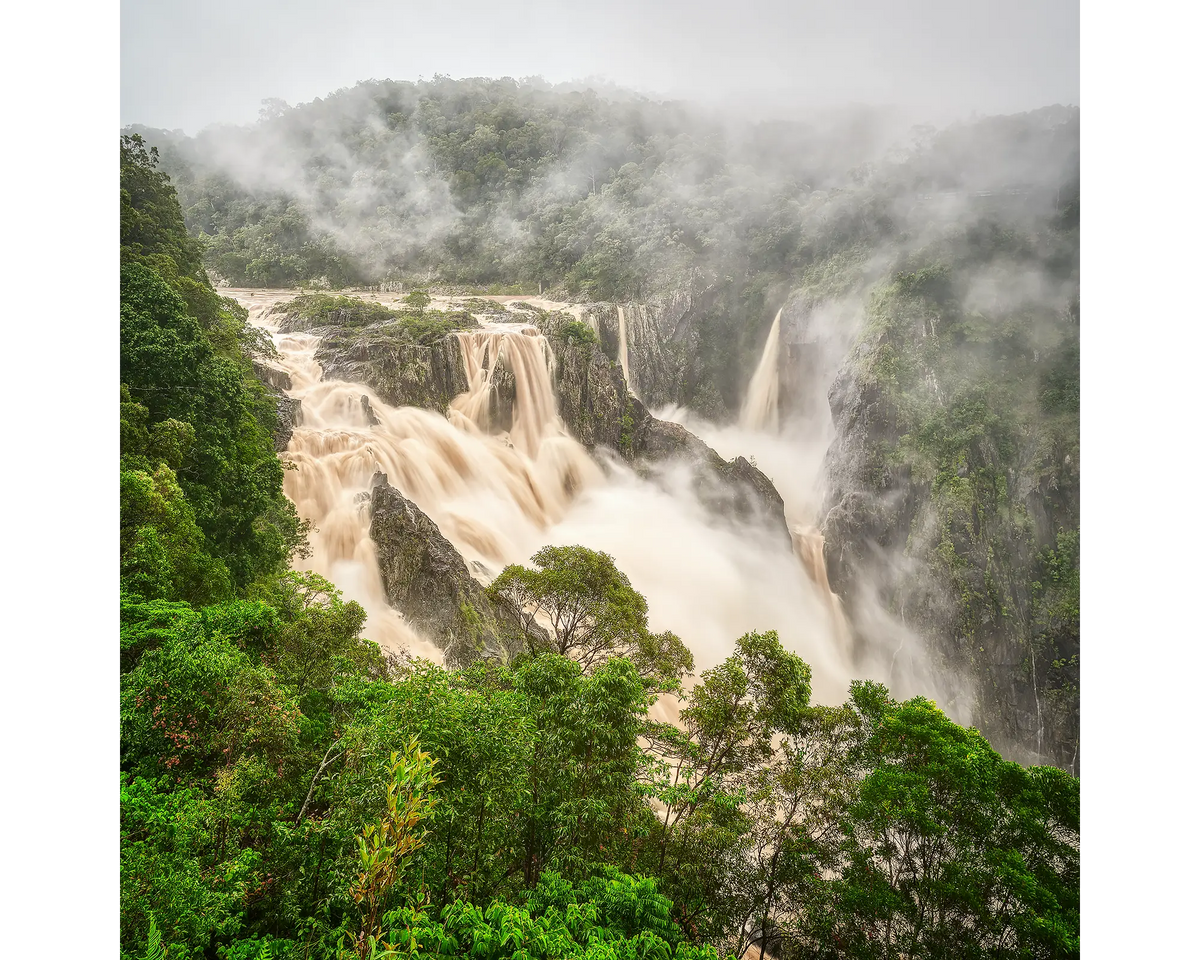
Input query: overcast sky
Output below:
<box><xmin>122</xmin><ymin>0</ymin><xmax>1078</xmax><ymax>133</ymax></box>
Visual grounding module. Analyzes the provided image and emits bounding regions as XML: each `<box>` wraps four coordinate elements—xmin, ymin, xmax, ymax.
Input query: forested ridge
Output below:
<box><xmin>119</xmin><ymin>124</ymin><xmax>1079</xmax><ymax>960</ymax></box>
<box><xmin>127</xmin><ymin>77</ymin><xmax>1078</xmax><ymax>414</ymax></box>
<box><xmin>127</xmin><ymin>78</ymin><xmax>1078</xmax><ymax>768</ymax></box>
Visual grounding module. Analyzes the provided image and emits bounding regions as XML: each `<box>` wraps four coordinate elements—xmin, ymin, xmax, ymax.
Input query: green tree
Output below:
<box><xmin>122</xmin><ymin>775</ymin><xmax>264</xmax><ymax>957</ymax></box>
<box><xmin>644</xmin><ymin>630</ymin><xmax>811</xmax><ymax>942</ymax></box>
<box><xmin>325</xmin><ymin>659</ymin><xmax>538</xmax><ymax>912</ymax></box>
<box><xmin>120</xmin><ymin>463</ymin><xmax>232</xmax><ymax>605</ymax></box>
<box><xmin>797</xmin><ymin>682</ymin><xmax>1080</xmax><ymax>959</ymax></box>
<box><xmin>724</xmin><ymin>701</ymin><xmax>862</xmax><ymax>959</ymax></box>
<box><xmin>378</xmin><ymin>868</ymin><xmax>728</xmax><ymax>960</ymax></box>
<box><xmin>121</xmin><ymin>133</ymin><xmax>206</xmax><ymax>280</ymax></box>
<box><xmin>511</xmin><ymin>655</ymin><xmax>652</xmax><ymax>885</ymax></box>
<box><xmin>350</xmin><ymin>740</ymin><xmax>441</xmax><ymax>958</ymax></box>
<box><xmin>488</xmin><ymin>545</ymin><xmax>693</xmax><ymax>692</ymax></box>
<box><xmin>121</xmin><ymin>262</ymin><xmax>305</xmax><ymax>588</ymax></box>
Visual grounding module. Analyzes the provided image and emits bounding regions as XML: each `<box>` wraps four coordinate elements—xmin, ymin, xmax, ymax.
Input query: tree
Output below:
<box><xmin>725</xmin><ymin>701</ymin><xmax>862</xmax><ymax>960</ymax></box>
<box><xmin>795</xmin><ymin>681</ymin><xmax>1080</xmax><ymax>959</ymax></box>
<box><xmin>327</xmin><ymin>658</ymin><xmax>538</xmax><ymax>911</ymax></box>
<box><xmin>120</xmin><ymin>464</ymin><xmax>232</xmax><ymax>605</ymax></box>
<box><xmin>511</xmin><ymin>655</ymin><xmax>651</xmax><ymax>884</ymax></box>
<box><xmin>643</xmin><ymin>630</ymin><xmax>812</xmax><ymax>944</ymax></box>
<box><xmin>488</xmin><ymin>545</ymin><xmax>693</xmax><ymax>692</ymax></box>
<box><xmin>248</xmin><ymin>571</ymin><xmax>382</xmax><ymax>698</ymax></box>
<box><xmin>349</xmin><ymin>740</ymin><xmax>440</xmax><ymax>958</ymax></box>
<box><xmin>121</xmin><ymin>262</ymin><xmax>306</xmax><ymax>588</ymax></box>
<box><xmin>378</xmin><ymin>868</ymin><xmax>728</xmax><ymax>960</ymax></box>
<box><xmin>121</xmin><ymin>133</ymin><xmax>206</xmax><ymax>280</ymax></box>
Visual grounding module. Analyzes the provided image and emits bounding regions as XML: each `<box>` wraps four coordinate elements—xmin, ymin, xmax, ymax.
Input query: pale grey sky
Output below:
<box><xmin>122</xmin><ymin>0</ymin><xmax>1078</xmax><ymax>133</ymax></box>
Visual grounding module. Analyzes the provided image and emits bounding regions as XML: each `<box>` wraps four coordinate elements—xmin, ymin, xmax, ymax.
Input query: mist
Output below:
<box><xmin>121</xmin><ymin>18</ymin><xmax>1079</xmax><ymax>764</ymax></box>
<box><xmin>122</xmin><ymin>0</ymin><xmax>1078</xmax><ymax>135</ymax></box>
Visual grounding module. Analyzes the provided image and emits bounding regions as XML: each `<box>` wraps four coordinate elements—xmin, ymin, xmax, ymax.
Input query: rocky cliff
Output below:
<box><xmin>819</xmin><ymin>265</ymin><xmax>1080</xmax><ymax>771</ymax></box>
<box><xmin>250</xmin><ymin>358</ymin><xmax>303</xmax><ymax>452</ymax></box>
<box><xmin>315</xmin><ymin>329</ymin><xmax>469</xmax><ymax>413</ymax></box>
<box><xmin>541</xmin><ymin>317</ymin><xmax>788</xmax><ymax>539</ymax></box>
<box><xmin>367</xmin><ymin>473</ymin><xmax>540</xmax><ymax>667</ymax></box>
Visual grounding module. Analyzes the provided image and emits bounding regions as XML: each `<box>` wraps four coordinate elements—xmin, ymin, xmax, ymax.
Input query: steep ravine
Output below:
<box><xmin>238</xmin><ymin>290</ymin><xmax>855</xmax><ymax>699</ymax></box>
<box><xmin>818</xmin><ymin>275</ymin><xmax>1080</xmax><ymax>771</ymax></box>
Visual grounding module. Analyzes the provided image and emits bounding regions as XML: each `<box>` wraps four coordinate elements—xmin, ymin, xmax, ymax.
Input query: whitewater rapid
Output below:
<box><xmin>234</xmin><ymin>290</ymin><xmax>856</xmax><ymax>702</ymax></box>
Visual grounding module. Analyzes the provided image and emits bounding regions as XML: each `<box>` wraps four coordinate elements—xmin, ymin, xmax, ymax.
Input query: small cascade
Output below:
<box><xmin>617</xmin><ymin>305</ymin><xmax>636</xmax><ymax>396</ymax></box>
<box><xmin>790</xmin><ymin>523</ymin><xmax>850</xmax><ymax>645</ymax></box>
<box><xmin>449</xmin><ymin>325</ymin><xmax>561</xmax><ymax>458</ymax></box>
<box><xmin>740</xmin><ymin>308</ymin><xmax>783</xmax><ymax>432</ymax></box>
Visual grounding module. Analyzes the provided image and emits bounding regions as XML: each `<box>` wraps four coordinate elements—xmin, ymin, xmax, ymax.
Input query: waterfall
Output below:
<box><xmin>249</xmin><ymin>304</ymin><xmax>601</xmax><ymax>658</ymax></box>
<box><xmin>740</xmin><ymin>308</ymin><xmax>783</xmax><ymax>432</ymax></box>
<box><xmin>617</xmin><ymin>305</ymin><xmax>636</xmax><ymax>396</ymax></box>
<box><xmin>238</xmin><ymin>291</ymin><xmax>857</xmax><ymax>704</ymax></box>
<box><xmin>790</xmin><ymin>524</ymin><xmax>850</xmax><ymax>645</ymax></box>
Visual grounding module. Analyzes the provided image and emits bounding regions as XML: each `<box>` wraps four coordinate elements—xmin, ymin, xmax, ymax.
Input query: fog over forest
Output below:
<box><xmin>117</xmin><ymin>6</ymin><xmax>1082</xmax><ymax>958</ymax></box>
<box><xmin>122</xmin><ymin>0</ymin><xmax>1079</xmax><ymax>133</ymax></box>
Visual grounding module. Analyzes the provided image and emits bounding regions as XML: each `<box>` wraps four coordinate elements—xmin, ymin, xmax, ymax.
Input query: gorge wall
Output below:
<box><xmin>242</xmin><ymin>261</ymin><xmax>1078</xmax><ymax>772</ymax></box>
<box><xmin>240</xmin><ymin>291</ymin><xmax>855</xmax><ymax>704</ymax></box>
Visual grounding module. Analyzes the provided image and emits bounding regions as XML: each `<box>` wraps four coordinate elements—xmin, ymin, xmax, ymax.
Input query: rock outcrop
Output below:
<box><xmin>250</xmin><ymin>357</ymin><xmax>302</xmax><ymax>451</ymax></box>
<box><xmin>630</xmin><ymin>410</ymin><xmax>788</xmax><ymax>538</ymax></box>
<box><xmin>367</xmin><ymin>473</ymin><xmax>540</xmax><ymax>666</ymax></box>
<box><xmin>273</xmin><ymin>307</ymin><xmax>791</xmax><ymax>543</ymax></box>
<box><xmin>252</xmin><ymin>359</ymin><xmax>293</xmax><ymax>393</ymax></box>
<box><xmin>551</xmin><ymin>337</ymin><xmax>788</xmax><ymax>540</ymax></box>
<box><xmin>581</xmin><ymin>303</ymin><xmax>682</xmax><ymax>408</ymax></box>
<box><xmin>273</xmin><ymin>397</ymin><xmax>303</xmax><ymax>452</ymax></box>
<box><xmin>774</xmin><ymin>295</ymin><xmax>859</xmax><ymax>427</ymax></box>
<box><xmin>315</xmin><ymin>331</ymin><xmax>469</xmax><ymax>413</ymax></box>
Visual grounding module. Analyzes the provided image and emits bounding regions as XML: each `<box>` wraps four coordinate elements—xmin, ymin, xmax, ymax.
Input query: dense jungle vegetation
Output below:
<box><xmin>126</xmin><ymin>77</ymin><xmax>1078</xmax><ymax>768</ymax></box>
<box><xmin>119</xmin><ymin>131</ymin><xmax>1079</xmax><ymax>959</ymax></box>
<box><xmin>126</xmin><ymin>77</ymin><xmax>1078</xmax><ymax>414</ymax></box>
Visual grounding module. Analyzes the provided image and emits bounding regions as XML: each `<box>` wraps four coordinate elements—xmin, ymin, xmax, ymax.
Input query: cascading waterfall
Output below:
<box><xmin>660</xmin><ymin>304</ymin><xmax>852</xmax><ymax>659</ymax></box>
<box><xmin>617</xmin><ymin>305</ymin><xmax>636</xmax><ymax>396</ymax></box>
<box><xmin>740</xmin><ymin>308</ymin><xmax>783</xmax><ymax>432</ymax></box>
<box><xmin>248</xmin><ymin>304</ymin><xmax>602</xmax><ymax>659</ymax></box>
<box><xmin>449</xmin><ymin>327</ymin><xmax>562</xmax><ymax>458</ymax></box>
<box><xmin>657</xmin><ymin>386</ymin><xmax>957</xmax><ymax>720</ymax></box>
<box><xmin>790</xmin><ymin>524</ymin><xmax>850</xmax><ymax>645</ymax></box>
<box><xmin>238</xmin><ymin>291</ymin><xmax>859</xmax><ymax>705</ymax></box>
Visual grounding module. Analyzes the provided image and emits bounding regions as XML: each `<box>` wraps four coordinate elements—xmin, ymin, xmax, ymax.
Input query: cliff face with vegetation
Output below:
<box><xmin>820</xmin><ymin>206</ymin><xmax>1080</xmax><ymax>770</ymax></box>
<box><xmin>117</xmin><ymin>85</ymin><xmax>1080</xmax><ymax>959</ymax></box>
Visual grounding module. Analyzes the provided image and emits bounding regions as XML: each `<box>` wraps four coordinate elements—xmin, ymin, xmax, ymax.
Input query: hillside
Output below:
<box><xmin>118</xmin><ymin>80</ymin><xmax>1080</xmax><ymax>960</ymax></box>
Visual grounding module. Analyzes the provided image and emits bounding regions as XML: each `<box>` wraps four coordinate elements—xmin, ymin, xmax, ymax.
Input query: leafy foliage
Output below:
<box><xmin>350</xmin><ymin>741</ymin><xmax>441</xmax><ymax>957</ymax></box>
<box><xmin>793</xmin><ymin>682</ymin><xmax>1079</xmax><ymax>958</ymax></box>
<box><xmin>117</xmin><ymin>99</ymin><xmax>1079</xmax><ymax>960</ymax></box>
<box><xmin>488</xmin><ymin>545</ymin><xmax>693</xmax><ymax>692</ymax></box>
<box><xmin>274</xmin><ymin>293</ymin><xmax>477</xmax><ymax>345</ymax></box>
<box><xmin>120</xmin><ymin>137</ymin><xmax>307</xmax><ymax>594</ymax></box>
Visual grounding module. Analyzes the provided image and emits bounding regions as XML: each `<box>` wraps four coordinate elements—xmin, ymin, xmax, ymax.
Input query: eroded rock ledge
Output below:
<box><xmin>273</xmin><ymin>300</ymin><xmax>791</xmax><ymax>541</ymax></box>
<box><xmin>367</xmin><ymin>472</ymin><xmax>541</xmax><ymax>666</ymax></box>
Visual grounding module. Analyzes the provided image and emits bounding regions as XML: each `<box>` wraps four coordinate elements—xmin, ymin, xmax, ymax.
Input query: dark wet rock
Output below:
<box><xmin>249</xmin><ymin>355</ymin><xmax>302</xmax><ymax>451</ymax></box>
<box><xmin>316</xmin><ymin>333</ymin><xmax>469</xmax><ymax>414</ymax></box>
<box><xmin>552</xmin><ymin>339</ymin><xmax>788</xmax><ymax>540</ymax></box>
<box><xmin>252</xmin><ymin>359</ymin><xmax>292</xmax><ymax>393</ymax></box>
<box><xmin>367</xmin><ymin>473</ymin><xmax>544</xmax><ymax>667</ymax></box>
<box><xmin>274</xmin><ymin>397</ymin><xmax>302</xmax><ymax>452</ymax></box>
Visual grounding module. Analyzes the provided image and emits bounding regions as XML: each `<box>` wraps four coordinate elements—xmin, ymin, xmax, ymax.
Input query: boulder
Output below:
<box><xmin>367</xmin><ymin>473</ymin><xmax>543</xmax><ymax>667</ymax></box>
